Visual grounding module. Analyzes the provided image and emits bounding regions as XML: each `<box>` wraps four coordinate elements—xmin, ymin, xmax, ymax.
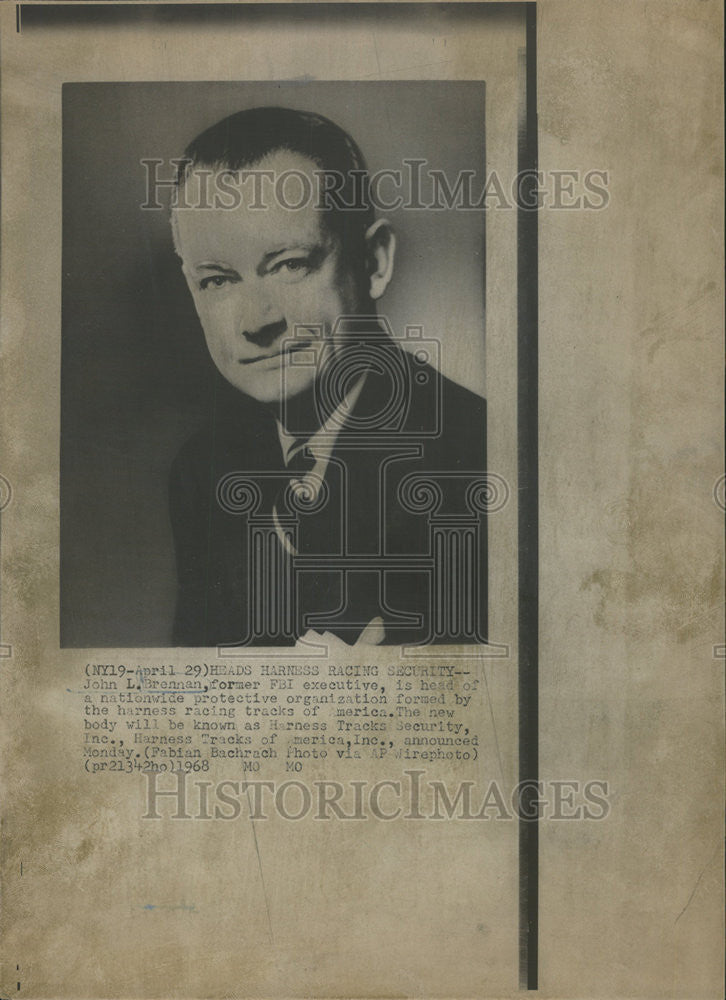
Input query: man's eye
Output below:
<box><xmin>199</xmin><ymin>275</ymin><xmax>232</xmax><ymax>291</ymax></box>
<box><xmin>272</xmin><ymin>258</ymin><xmax>311</xmax><ymax>281</ymax></box>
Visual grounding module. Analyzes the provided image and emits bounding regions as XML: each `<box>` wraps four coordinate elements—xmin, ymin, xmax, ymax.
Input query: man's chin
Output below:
<box><xmin>221</xmin><ymin>368</ymin><xmax>315</xmax><ymax>407</ymax></box>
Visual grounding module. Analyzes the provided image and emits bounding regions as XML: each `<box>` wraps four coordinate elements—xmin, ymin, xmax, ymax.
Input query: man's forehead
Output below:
<box><xmin>174</xmin><ymin>199</ymin><xmax>327</xmax><ymax>263</ymax></box>
<box><xmin>174</xmin><ymin>148</ymin><xmax>333</xmax><ymax>263</ymax></box>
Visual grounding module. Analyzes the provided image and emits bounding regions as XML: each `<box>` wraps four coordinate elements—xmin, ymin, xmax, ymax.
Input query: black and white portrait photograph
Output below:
<box><xmin>61</xmin><ymin>79</ymin><xmax>503</xmax><ymax>648</ymax></box>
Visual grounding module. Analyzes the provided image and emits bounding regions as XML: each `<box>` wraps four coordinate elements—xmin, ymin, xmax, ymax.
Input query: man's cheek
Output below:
<box><xmin>192</xmin><ymin>296</ymin><xmax>220</xmax><ymax>333</ymax></box>
<box><xmin>285</xmin><ymin>282</ymin><xmax>339</xmax><ymax>330</ymax></box>
<box><xmin>197</xmin><ymin>301</ymin><xmax>231</xmax><ymax>338</ymax></box>
<box><xmin>279</xmin><ymin>288</ymin><xmax>310</xmax><ymax>327</ymax></box>
<box><xmin>198</xmin><ymin>312</ymin><xmax>230</xmax><ymax>356</ymax></box>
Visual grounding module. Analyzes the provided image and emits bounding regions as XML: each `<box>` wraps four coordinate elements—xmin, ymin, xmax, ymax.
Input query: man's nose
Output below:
<box><xmin>238</xmin><ymin>288</ymin><xmax>287</xmax><ymax>348</ymax></box>
<box><xmin>242</xmin><ymin>317</ymin><xmax>288</xmax><ymax>348</ymax></box>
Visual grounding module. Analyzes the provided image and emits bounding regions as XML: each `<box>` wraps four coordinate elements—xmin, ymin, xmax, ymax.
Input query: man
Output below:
<box><xmin>168</xmin><ymin>106</ymin><xmax>487</xmax><ymax>647</ymax></box>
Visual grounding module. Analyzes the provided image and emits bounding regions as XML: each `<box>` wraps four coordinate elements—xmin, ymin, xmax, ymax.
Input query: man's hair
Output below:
<box><xmin>173</xmin><ymin>106</ymin><xmax>375</xmax><ymax>277</ymax></box>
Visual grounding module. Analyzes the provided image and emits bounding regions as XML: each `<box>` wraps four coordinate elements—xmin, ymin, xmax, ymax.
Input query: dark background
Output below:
<box><xmin>61</xmin><ymin>80</ymin><xmax>487</xmax><ymax>645</ymax></box>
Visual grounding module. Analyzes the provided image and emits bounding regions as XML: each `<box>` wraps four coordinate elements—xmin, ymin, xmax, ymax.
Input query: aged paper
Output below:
<box><xmin>0</xmin><ymin>2</ymin><xmax>723</xmax><ymax>998</ymax></box>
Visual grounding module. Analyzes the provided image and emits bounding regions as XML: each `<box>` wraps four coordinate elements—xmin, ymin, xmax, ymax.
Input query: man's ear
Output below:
<box><xmin>364</xmin><ymin>219</ymin><xmax>396</xmax><ymax>300</ymax></box>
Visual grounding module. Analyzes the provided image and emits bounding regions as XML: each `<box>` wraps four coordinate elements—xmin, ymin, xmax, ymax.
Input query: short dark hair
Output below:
<box><xmin>175</xmin><ymin>106</ymin><xmax>375</xmax><ymax>272</ymax></box>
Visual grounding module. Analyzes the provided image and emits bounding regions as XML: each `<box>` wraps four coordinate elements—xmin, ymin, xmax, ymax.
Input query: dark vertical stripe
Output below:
<box><xmin>517</xmin><ymin>3</ymin><xmax>539</xmax><ymax>991</ymax></box>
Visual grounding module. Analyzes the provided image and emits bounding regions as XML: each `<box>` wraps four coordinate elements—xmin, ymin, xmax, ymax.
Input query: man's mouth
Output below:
<box><xmin>238</xmin><ymin>340</ymin><xmax>315</xmax><ymax>365</ymax></box>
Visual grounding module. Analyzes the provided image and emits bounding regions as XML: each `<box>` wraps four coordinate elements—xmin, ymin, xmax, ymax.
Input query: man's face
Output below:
<box><xmin>174</xmin><ymin>150</ymin><xmax>361</xmax><ymax>405</ymax></box>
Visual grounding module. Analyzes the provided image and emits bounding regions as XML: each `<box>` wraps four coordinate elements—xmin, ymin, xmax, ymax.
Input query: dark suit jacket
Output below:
<box><xmin>169</xmin><ymin>338</ymin><xmax>487</xmax><ymax>647</ymax></box>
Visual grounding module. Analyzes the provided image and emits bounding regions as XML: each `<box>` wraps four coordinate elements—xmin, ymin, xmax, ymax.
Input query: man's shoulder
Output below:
<box><xmin>436</xmin><ymin>364</ymin><xmax>486</xmax><ymax>420</ymax></box>
<box><xmin>351</xmin><ymin>340</ymin><xmax>485</xmax><ymax>462</ymax></box>
<box><xmin>402</xmin><ymin>350</ymin><xmax>486</xmax><ymax>456</ymax></box>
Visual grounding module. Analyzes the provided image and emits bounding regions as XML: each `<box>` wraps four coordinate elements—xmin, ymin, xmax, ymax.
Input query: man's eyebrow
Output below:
<box><xmin>191</xmin><ymin>244</ymin><xmax>329</xmax><ymax>274</ymax></box>
<box><xmin>194</xmin><ymin>262</ymin><xmax>239</xmax><ymax>273</ymax></box>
